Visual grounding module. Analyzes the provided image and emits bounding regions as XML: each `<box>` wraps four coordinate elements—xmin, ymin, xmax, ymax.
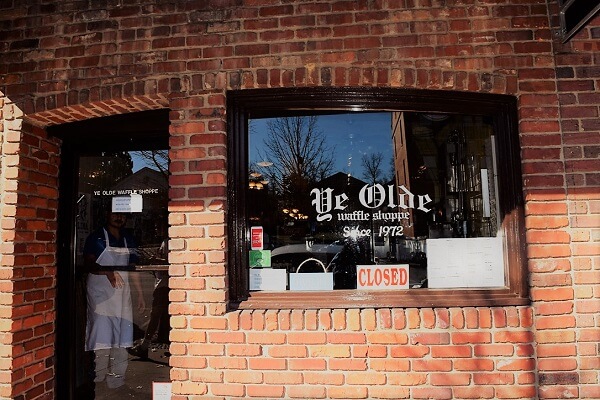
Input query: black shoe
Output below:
<box><xmin>127</xmin><ymin>344</ymin><xmax>148</xmax><ymax>359</ymax></box>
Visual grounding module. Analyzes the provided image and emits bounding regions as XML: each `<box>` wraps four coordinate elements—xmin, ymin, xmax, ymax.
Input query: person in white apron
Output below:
<box><xmin>83</xmin><ymin>212</ymin><xmax>145</xmax><ymax>389</ymax></box>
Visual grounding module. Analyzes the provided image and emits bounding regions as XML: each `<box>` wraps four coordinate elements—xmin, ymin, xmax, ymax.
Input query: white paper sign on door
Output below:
<box><xmin>112</xmin><ymin>194</ymin><xmax>143</xmax><ymax>213</ymax></box>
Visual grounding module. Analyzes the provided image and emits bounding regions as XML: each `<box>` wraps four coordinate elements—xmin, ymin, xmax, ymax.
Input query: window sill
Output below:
<box><xmin>232</xmin><ymin>289</ymin><xmax>530</xmax><ymax>310</ymax></box>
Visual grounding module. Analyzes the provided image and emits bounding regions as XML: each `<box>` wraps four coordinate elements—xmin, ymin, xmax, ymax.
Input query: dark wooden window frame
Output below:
<box><xmin>227</xmin><ymin>87</ymin><xmax>528</xmax><ymax>309</ymax></box>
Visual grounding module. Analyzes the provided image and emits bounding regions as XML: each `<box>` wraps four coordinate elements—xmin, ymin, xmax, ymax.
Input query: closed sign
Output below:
<box><xmin>250</xmin><ymin>226</ymin><xmax>263</xmax><ymax>250</ymax></box>
<box><xmin>357</xmin><ymin>265</ymin><xmax>409</xmax><ymax>290</ymax></box>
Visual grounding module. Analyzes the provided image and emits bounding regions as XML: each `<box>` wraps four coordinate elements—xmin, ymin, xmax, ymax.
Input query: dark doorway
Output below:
<box><xmin>52</xmin><ymin>110</ymin><xmax>171</xmax><ymax>400</ymax></box>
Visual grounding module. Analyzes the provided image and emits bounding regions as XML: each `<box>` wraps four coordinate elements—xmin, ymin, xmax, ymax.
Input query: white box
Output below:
<box><xmin>289</xmin><ymin>273</ymin><xmax>334</xmax><ymax>291</ymax></box>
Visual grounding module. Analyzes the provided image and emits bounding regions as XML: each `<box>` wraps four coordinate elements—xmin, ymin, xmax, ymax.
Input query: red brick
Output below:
<box><xmin>473</xmin><ymin>372</ymin><xmax>515</xmax><ymax>385</ymax></box>
<box><xmin>327</xmin><ymin>332</ymin><xmax>365</xmax><ymax>344</ymax></box>
<box><xmin>496</xmin><ymin>385</ymin><xmax>537</xmax><ymax>399</ymax></box>
<box><xmin>474</xmin><ymin>344</ymin><xmax>515</xmax><ymax>357</ymax></box>
<box><xmin>268</xmin><ymin>345</ymin><xmax>306</xmax><ymax>358</ymax></box>
<box><xmin>329</xmin><ymin>358</ymin><xmax>367</xmax><ymax>371</ymax></box>
<box><xmin>287</xmin><ymin>385</ymin><xmax>326</xmax><ymax>399</ymax></box>
<box><xmin>288</xmin><ymin>358</ymin><xmax>326</xmax><ymax>371</ymax></box>
<box><xmin>246</xmin><ymin>384</ymin><xmax>284</xmax><ymax>398</ymax></box>
<box><xmin>451</xmin><ymin>332</ymin><xmax>491</xmax><ymax>344</ymax></box>
<box><xmin>329</xmin><ymin>386</ymin><xmax>367</xmax><ymax>399</ymax></box>
<box><xmin>390</xmin><ymin>345</ymin><xmax>429</xmax><ymax>358</ymax></box>
<box><xmin>370</xmin><ymin>359</ymin><xmax>410</xmax><ymax>372</ymax></box>
<box><xmin>226</xmin><ymin>344</ymin><xmax>261</xmax><ymax>357</ymax></box>
<box><xmin>498</xmin><ymin>358</ymin><xmax>536</xmax><ymax>371</ymax></box>
<box><xmin>431</xmin><ymin>345</ymin><xmax>472</xmax><ymax>358</ymax></box>
<box><xmin>412</xmin><ymin>387</ymin><xmax>452</xmax><ymax>399</ymax></box>
<box><xmin>454</xmin><ymin>358</ymin><xmax>495</xmax><ymax>371</ymax></box>
<box><xmin>410</xmin><ymin>332</ymin><xmax>450</xmax><ymax>345</ymax></box>
<box><xmin>287</xmin><ymin>332</ymin><xmax>326</xmax><ymax>345</ymax></box>
<box><xmin>453</xmin><ymin>387</ymin><xmax>495</xmax><ymax>399</ymax></box>
<box><xmin>494</xmin><ymin>331</ymin><xmax>534</xmax><ymax>343</ymax></box>
<box><xmin>210</xmin><ymin>382</ymin><xmax>243</xmax><ymax>397</ymax></box>
<box><xmin>430</xmin><ymin>372</ymin><xmax>471</xmax><ymax>386</ymax></box>
<box><xmin>367</xmin><ymin>332</ymin><xmax>408</xmax><ymax>344</ymax></box>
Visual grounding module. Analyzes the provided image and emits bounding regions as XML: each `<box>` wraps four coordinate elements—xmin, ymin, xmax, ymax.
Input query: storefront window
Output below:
<box><xmin>228</xmin><ymin>88</ymin><xmax>528</xmax><ymax>308</ymax></box>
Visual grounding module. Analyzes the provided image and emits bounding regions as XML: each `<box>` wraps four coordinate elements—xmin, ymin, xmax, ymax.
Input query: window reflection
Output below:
<box><xmin>248</xmin><ymin>112</ymin><xmax>501</xmax><ymax>291</ymax></box>
<box><xmin>75</xmin><ymin>151</ymin><xmax>170</xmax><ymax>399</ymax></box>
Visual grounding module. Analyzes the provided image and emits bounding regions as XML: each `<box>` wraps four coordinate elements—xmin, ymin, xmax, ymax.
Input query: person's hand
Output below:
<box><xmin>137</xmin><ymin>294</ymin><xmax>146</xmax><ymax>313</ymax></box>
<box><xmin>106</xmin><ymin>271</ymin><xmax>125</xmax><ymax>288</ymax></box>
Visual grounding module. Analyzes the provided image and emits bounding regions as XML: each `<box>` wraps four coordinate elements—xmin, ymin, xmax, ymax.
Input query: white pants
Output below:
<box><xmin>93</xmin><ymin>347</ymin><xmax>128</xmax><ymax>389</ymax></box>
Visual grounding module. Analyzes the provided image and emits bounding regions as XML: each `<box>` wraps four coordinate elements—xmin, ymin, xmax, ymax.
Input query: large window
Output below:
<box><xmin>227</xmin><ymin>88</ymin><xmax>527</xmax><ymax>308</ymax></box>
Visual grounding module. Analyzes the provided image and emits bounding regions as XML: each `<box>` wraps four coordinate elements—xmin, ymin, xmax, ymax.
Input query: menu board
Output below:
<box><xmin>426</xmin><ymin>237</ymin><xmax>505</xmax><ymax>288</ymax></box>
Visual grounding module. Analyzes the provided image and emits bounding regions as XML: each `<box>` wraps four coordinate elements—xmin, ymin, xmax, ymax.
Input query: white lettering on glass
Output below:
<box><xmin>311</xmin><ymin>188</ymin><xmax>348</xmax><ymax>222</ymax></box>
<box><xmin>311</xmin><ymin>184</ymin><xmax>432</xmax><ymax>221</ymax></box>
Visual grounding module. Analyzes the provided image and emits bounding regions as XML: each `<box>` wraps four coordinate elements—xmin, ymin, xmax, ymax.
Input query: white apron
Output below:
<box><xmin>85</xmin><ymin>229</ymin><xmax>134</xmax><ymax>351</ymax></box>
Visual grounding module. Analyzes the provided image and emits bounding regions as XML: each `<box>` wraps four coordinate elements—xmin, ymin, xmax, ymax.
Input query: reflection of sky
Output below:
<box><xmin>131</xmin><ymin>151</ymin><xmax>163</xmax><ymax>172</ymax></box>
<box><xmin>132</xmin><ymin>153</ymin><xmax>145</xmax><ymax>172</ymax></box>
<box><xmin>250</xmin><ymin>112</ymin><xmax>393</xmax><ymax>179</ymax></box>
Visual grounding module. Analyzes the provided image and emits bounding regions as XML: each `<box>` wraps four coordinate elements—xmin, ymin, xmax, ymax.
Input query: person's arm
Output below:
<box><xmin>129</xmin><ymin>271</ymin><xmax>146</xmax><ymax>312</ymax></box>
<box><xmin>84</xmin><ymin>252</ymin><xmax>124</xmax><ymax>288</ymax></box>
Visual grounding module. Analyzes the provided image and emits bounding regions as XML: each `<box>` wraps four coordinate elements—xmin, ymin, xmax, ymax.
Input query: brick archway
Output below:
<box><xmin>23</xmin><ymin>94</ymin><xmax>169</xmax><ymax>128</ymax></box>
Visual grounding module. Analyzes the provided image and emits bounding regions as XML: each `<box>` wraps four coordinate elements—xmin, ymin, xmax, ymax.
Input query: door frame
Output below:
<box><xmin>52</xmin><ymin>110</ymin><xmax>170</xmax><ymax>399</ymax></box>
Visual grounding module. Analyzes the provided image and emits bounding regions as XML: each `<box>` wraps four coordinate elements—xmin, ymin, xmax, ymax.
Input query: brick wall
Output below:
<box><xmin>0</xmin><ymin>91</ymin><xmax>17</xmax><ymax>399</ymax></box>
<box><xmin>0</xmin><ymin>0</ymin><xmax>598</xmax><ymax>399</ymax></box>
<box><xmin>550</xmin><ymin>8</ymin><xmax>600</xmax><ymax>399</ymax></box>
<box><xmin>0</xmin><ymin>98</ymin><xmax>61</xmax><ymax>399</ymax></box>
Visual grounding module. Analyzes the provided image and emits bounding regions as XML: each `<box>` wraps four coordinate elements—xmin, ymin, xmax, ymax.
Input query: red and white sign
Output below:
<box><xmin>356</xmin><ymin>264</ymin><xmax>409</xmax><ymax>290</ymax></box>
<box><xmin>250</xmin><ymin>226</ymin><xmax>263</xmax><ymax>250</ymax></box>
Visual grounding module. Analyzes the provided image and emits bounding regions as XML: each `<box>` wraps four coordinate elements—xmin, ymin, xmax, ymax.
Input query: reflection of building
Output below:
<box><xmin>391</xmin><ymin>112</ymin><xmax>414</xmax><ymax>237</ymax></box>
<box><xmin>113</xmin><ymin>166</ymin><xmax>169</xmax><ymax>194</ymax></box>
<box><xmin>311</xmin><ymin>172</ymin><xmax>368</xmax><ymax>231</ymax></box>
<box><xmin>111</xmin><ymin>167</ymin><xmax>169</xmax><ymax>263</ymax></box>
<box><xmin>77</xmin><ymin>166</ymin><xmax>169</xmax><ymax>266</ymax></box>
<box><xmin>314</xmin><ymin>172</ymin><xmax>366</xmax><ymax>204</ymax></box>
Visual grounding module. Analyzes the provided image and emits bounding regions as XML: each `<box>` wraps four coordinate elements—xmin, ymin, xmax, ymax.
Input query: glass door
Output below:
<box><xmin>73</xmin><ymin>150</ymin><xmax>170</xmax><ymax>399</ymax></box>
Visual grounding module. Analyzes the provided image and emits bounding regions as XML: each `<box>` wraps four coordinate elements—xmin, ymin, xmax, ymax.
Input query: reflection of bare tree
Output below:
<box><xmin>79</xmin><ymin>152</ymin><xmax>134</xmax><ymax>191</ymax></box>
<box><xmin>260</xmin><ymin>116</ymin><xmax>335</xmax><ymax>194</ymax></box>
<box><xmin>361</xmin><ymin>152</ymin><xmax>384</xmax><ymax>184</ymax></box>
<box><xmin>360</xmin><ymin>151</ymin><xmax>385</xmax><ymax>260</ymax></box>
<box><xmin>256</xmin><ymin>116</ymin><xmax>335</xmax><ymax>229</ymax></box>
<box><xmin>136</xmin><ymin>150</ymin><xmax>169</xmax><ymax>177</ymax></box>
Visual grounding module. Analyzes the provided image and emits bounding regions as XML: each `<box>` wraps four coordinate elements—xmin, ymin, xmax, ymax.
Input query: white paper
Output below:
<box><xmin>481</xmin><ymin>169</ymin><xmax>491</xmax><ymax>218</ymax></box>
<box><xmin>112</xmin><ymin>194</ymin><xmax>143</xmax><ymax>213</ymax></box>
<box><xmin>249</xmin><ymin>269</ymin><xmax>287</xmax><ymax>291</ymax></box>
<box><xmin>153</xmin><ymin>382</ymin><xmax>171</xmax><ymax>400</ymax></box>
<box><xmin>289</xmin><ymin>273</ymin><xmax>333</xmax><ymax>291</ymax></box>
<box><xmin>426</xmin><ymin>237</ymin><xmax>505</xmax><ymax>288</ymax></box>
